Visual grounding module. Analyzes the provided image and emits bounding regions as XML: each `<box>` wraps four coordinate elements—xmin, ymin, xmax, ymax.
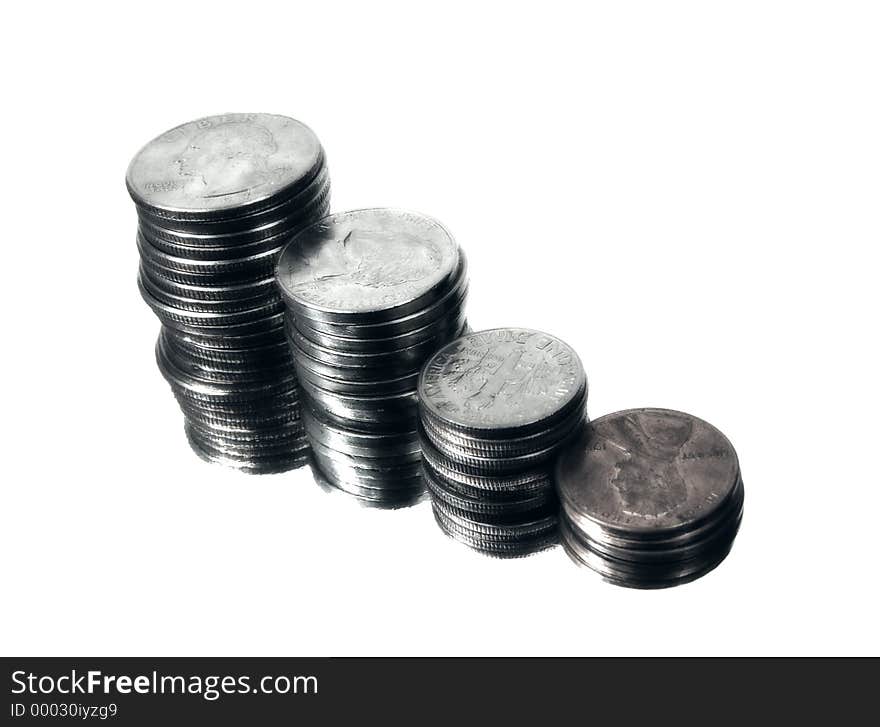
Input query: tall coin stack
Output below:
<box><xmin>556</xmin><ymin>408</ymin><xmax>744</xmax><ymax>588</ymax></box>
<box><xmin>418</xmin><ymin>329</ymin><xmax>587</xmax><ymax>557</ymax></box>
<box><xmin>127</xmin><ymin>113</ymin><xmax>330</xmax><ymax>473</ymax></box>
<box><xmin>276</xmin><ymin>209</ymin><xmax>468</xmax><ymax>507</ymax></box>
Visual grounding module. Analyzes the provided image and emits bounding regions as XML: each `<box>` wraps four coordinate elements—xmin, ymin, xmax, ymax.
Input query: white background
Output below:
<box><xmin>2</xmin><ymin>1</ymin><xmax>878</xmax><ymax>656</ymax></box>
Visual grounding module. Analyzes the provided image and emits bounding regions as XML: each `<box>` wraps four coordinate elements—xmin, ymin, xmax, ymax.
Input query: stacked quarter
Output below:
<box><xmin>557</xmin><ymin>408</ymin><xmax>744</xmax><ymax>588</ymax></box>
<box><xmin>127</xmin><ymin>113</ymin><xmax>330</xmax><ymax>473</ymax></box>
<box><xmin>276</xmin><ymin>208</ymin><xmax>468</xmax><ymax>507</ymax></box>
<box><xmin>418</xmin><ymin>329</ymin><xmax>587</xmax><ymax>557</ymax></box>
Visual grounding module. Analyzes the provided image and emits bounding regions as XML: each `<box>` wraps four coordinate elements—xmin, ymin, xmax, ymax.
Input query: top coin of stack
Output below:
<box><xmin>276</xmin><ymin>208</ymin><xmax>468</xmax><ymax>506</ymax></box>
<box><xmin>127</xmin><ymin>113</ymin><xmax>330</xmax><ymax>472</ymax></box>
<box><xmin>418</xmin><ymin>328</ymin><xmax>587</xmax><ymax>556</ymax></box>
<box><xmin>556</xmin><ymin>408</ymin><xmax>744</xmax><ymax>588</ymax></box>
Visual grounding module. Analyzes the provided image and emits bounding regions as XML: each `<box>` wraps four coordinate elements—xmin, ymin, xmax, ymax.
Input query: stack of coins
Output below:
<box><xmin>276</xmin><ymin>208</ymin><xmax>468</xmax><ymax>506</ymax></box>
<box><xmin>556</xmin><ymin>408</ymin><xmax>744</xmax><ymax>588</ymax></box>
<box><xmin>418</xmin><ymin>328</ymin><xmax>587</xmax><ymax>557</ymax></box>
<box><xmin>127</xmin><ymin>113</ymin><xmax>330</xmax><ymax>473</ymax></box>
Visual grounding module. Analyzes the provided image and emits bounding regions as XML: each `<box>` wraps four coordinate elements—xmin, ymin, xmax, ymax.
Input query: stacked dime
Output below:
<box><xmin>127</xmin><ymin>113</ymin><xmax>330</xmax><ymax>473</ymax></box>
<box><xmin>276</xmin><ymin>208</ymin><xmax>468</xmax><ymax>506</ymax></box>
<box><xmin>418</xmin><ymin>328</ymin><xmax>587</xmax><ymax>557</ymax></box>
<box><xmin>557</xmin><ymin>408</ymin><xmax>744</xmax><ymax>588</ymax></box>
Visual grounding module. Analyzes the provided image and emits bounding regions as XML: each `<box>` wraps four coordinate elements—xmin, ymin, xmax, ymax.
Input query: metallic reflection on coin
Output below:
<box><xmin>127</xmin><ymin>113</ymin><xmax>324</xmax><ymax>218</ymax></box>
<box><xmin>277</xmin><ymin>209</ymin><xmax>468</xmax><ymax>505</ymax></box>
<box><xmin>556</xmin><ymin>408</ymin><xmax>744</xmax><ymax>588</ymax></box>
<box><xmin>128</xmin><ymin>113</ymin><xmax>330</xmax><ymax>472</ymax></box>
<box><xmin>276</xmin><ymin>208</ymin><xmax>460</xmax><ymax>322</ymax></box>
<box><xmin>418</xmin><ymin>328</ymin><xmax>587</xmax><ymax>557</ymax></box>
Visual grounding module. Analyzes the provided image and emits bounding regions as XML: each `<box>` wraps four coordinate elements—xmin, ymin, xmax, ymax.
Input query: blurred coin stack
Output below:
<box><xmin>557</xmin><ymin>408</ymin><xmax>744</xmax><ymax>588</ymax></box>
<box><xmin>418</xmin><ymin>328</ymin><xmax>587</xmax><ymax>557</ymax></box>
<box><xmin>276</xmin><ymin>209</ymin><xmax>468</xmax><ymax>506</ymax></box>
<box><xmin>126</xmin><ymin>113</ymin><xmax>330</xmax><ymax>473</ymax></box>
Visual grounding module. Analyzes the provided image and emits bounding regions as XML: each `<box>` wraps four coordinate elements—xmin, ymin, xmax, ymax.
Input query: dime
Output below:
<box><xmin>555</xmin><ymin>408</ymin><xmax>744</xmax><ymax>588</ymax></box>
<box><xmin>419</xmin><ymin>328</ymin><xmax>587</xmax><ymax>557</ymax></box>
<box><xmin>419</xmin><ymin>328</ymin><xmax>587</xmax><ymax>437</ymax></box>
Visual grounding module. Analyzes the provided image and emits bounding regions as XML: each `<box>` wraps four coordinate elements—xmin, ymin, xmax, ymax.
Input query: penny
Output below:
<box><xmin>555</xmin><ymin>408</ymin><xmax>744</xmax><ymax>588</ymax></box>
<box><xmin>557</xmin><ymin>408</ymin><xmax>740</xmax><ymax>536</ymax></box>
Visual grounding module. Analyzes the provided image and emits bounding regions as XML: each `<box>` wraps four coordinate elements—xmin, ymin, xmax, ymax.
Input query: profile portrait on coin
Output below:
<box><xmin>602</xmin><ymin>410</ymin><xmax>694</xmax><ymax>518</ymax></box>
<box><xmin>174</xmin><ymin>120</ymin><xmax>280</xmax><ymax>199</ymax></box>
<box><xmin>294</xmin><ymin>227</ymin><xmax>442</xmax><ymax>289</ymax></box>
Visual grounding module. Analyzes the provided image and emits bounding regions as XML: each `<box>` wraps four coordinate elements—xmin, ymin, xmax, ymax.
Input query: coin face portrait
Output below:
<box><xmin>556</xmin><ymin>408</ymin><xmax>740</xmax><ymax>532</ymax></box>
<box><xmin>420</xmin><ymin>329</ymin><xmax>586</xmax><ymax>430</ymax></box>
<box><xmin>297</xmin><ymin>227</ymin><xmax>442</xmax><ymax>289</ymax></box>
<box><xmin>174</xmin><ymin>121</ymin><xmax>279</xmax><ymax>200</ymax></box>
<box><xmin>277</xmin><ymin>209</ymin><xmax>460</xmax><ymax>314</ymax></box>
<box><xmin>126</xmin><ymin>113</ymin><xmax>322</xmax><ymax>214</ymax></box>
<box><xmin>604</xmin><ymin>411</ymin><xmax>693</xmax><ymax>518</ymax></box>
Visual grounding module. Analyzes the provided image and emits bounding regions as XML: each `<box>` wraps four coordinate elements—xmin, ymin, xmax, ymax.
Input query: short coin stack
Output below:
<box><xmin>418</xmin><ymin>328</ymin><xmax>587</xmax><ymax>557</ymax></box>
<box><xmin>276</xmin><ymin>208</ymin><xmax>468</xmax><ymax>506</ymax></box>
<box><xmin>556</xmin><ymin>408</ymin><xmax>744</xmax><ymax>588</ymax></box>
<box><xmin>127</xmin><ymin>113</ymin><xmax>330</xmax><ymax>472</ymax></box>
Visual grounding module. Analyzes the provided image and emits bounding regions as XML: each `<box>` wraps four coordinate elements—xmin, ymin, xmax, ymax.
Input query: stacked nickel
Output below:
<box><xmin>557</xmin><ymin>408</ymin><xmax>744</xmax><ymax>588</ymax></box>
<box><xmin>418</xmin><ymin>329</ymin><xmax>587</xmax><ymax>557</ymax></box>
<box><xmin>276</xmin><ymin>208</ymin><xmax>468</xmax><ymax>507</ymax></box>
<box><xmin>127</xmin><ymin>113</ymin><xmax>330</xmax><ymax>473</ymax></box>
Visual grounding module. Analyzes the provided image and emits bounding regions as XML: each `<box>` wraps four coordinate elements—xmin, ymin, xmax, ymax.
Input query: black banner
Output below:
<box><xmin>2</xmin><ymin>657</ymin><xmax>875</xmax><ymax>724</ymax></box>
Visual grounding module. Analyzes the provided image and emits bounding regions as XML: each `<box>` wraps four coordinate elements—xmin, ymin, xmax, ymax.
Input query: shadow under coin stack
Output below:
<box><xmin>276</xmin><ymin>209</ymin><xmax>468</xmax><ymax>507</ymax></box>
<box><xmin>556</xmin><ymin>408</ymin><xmax>744</xmax><ymax>588</ymax></box>
<box><xmin>418</xmin><ymin>329</ymin><xmax>587</xmax><ymax>557</ymax></box>
<box><xmin>127</xmin><ymin>113</ymin><xmax>330</xmax><ymax>473</ymax></box>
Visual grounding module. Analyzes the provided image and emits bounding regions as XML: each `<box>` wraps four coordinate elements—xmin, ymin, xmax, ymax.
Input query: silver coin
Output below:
<box><xmin>276</xmin><ymin>208</ymin><xmax>460</xmax><ymax>323</ymax></box>
<box><xmin>297</xmin><ymin>377</ymin><xmax>418</xmax><ymax>427</ymax></box>
<box><xmin>293</xmin><ymin>362</ymin><xmax>420</xmax><ymax>399</ymax></box>
<box><xmin>431</xmin><ymin>504</ymin><xmax>558</xmax><ymax>558</ymax></box>
<box><xmin>186</xmin><ymin>425</ymin><xmax>310</xmax><ymax>474</ymax></box>
<box><xmin>309</xmin><ymin>438</ymin><xmax>420</xmax><ymax>470</ymax></box>
<box><xmin>139</xmin><ymin>275</ymin><xmax>284</xmax><ymax>329</ymax></box>
<box><xmin>157</xmin><ymin>338</ymin><xmax>299</xmax><ymax>400</ymax></box>
<box><xmin>140</xmin><ymin>266</ymin><xmax>278</xmax><ymax>303</ymax></box>
<box><xmin>286</xmin><ymin>255</ymin><xmax>468</xmax><ymax>337</ymax></box>
<box><xmin>287</xmin><ymin>309</ymin><xmax>467</xmax><ymax>369</ymax></box>
<box><xmin>419</xmin><ymin>328</ymin><xmax>587</xmax><ymax>437</ymax></box>
<box><xmin>421</xmin><ymin>403</ymin><xmax>586</xmax><ymax>459</ymax></box>
<box><xmin>418</xmin><ymin>423</ymin><xmax>581</xmax><ymax>474</ymax></box>
<box><xmin>137</xmin><ymin>232</ymin><xmax>285</xmax><ymax>278</ymax></box>
<box><xmin>302</xmin><ymin>404</ymin><xmax>420</xmax><ymax>459</ymax></box>
<box><xmin>309</xmin><ymin>459</ymin><xmax>425</xmax><ymax>508</ymax></box>
<box><xmin>423</xmin><ymin>465</ymin><xmax>556</xmax><ymax>522</ymax></box>
<box><xmin>127</xmin><ymin>113</ymin><xmax>324</xmax><ymax>220</ymax></box>
<box><xmin>418</xmin><ymin>328</ymin><xmax>587</xmax><ymax>556</ymax></box>
<box><xmin>275</xmin><ymin>207</ymin><xmax>466</xmax><ymax>502</ymax></box>
<box><xmin>289</xmin><ymin>303</ymin><xmax>468</xmax><ymax>357</ymax></box>
<box><xmin>140</xmin><ymin>269</ymin><xmax>279</xmax><ymax>314</ymax></box>
<box><xmin>137</xmin><ymin>170</ymin><xmax>331</xmax><ymax>251</ymax></box>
